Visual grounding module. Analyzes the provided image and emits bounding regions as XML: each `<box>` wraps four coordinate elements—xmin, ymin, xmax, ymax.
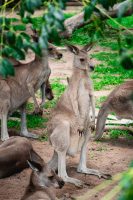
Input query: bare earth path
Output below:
<box><xmin>0</xmin><ymin>49</ymin><xmax>133</xmax><ymax>200</ymax></box>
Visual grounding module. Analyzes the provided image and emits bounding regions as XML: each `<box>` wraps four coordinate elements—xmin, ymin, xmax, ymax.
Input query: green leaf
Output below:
<box><xmin>25</xmin><ymin>0</ymin><xmax>42</xmax><ymax>14</ymax></box>
<box><xmin>22</xmin><ymin>17</ymin><xmax>30</xmax><ymax>24</ymax></box>
<box><xmin>30</xmin><ymin>42</ymin><xmax>42</xmax><ymax>56</ymax></box>
<box><xmin>0</xmin><ymin>58</ymin><xmax>15</xmax><ymax>77</ymax></box>
<box><xmin>16</xmin><ymin>35</ymin><xmax>23</xmax><ymax>48</ymax></box>
<box><xmin>53</xmin><ymin>10</ymin><xmax>64</xmax><ymax>21</ymax></box>
<box><xmin>12</xmin><ymin>47</ymin><xmax>25</xmax><ymax>60</ymax></box>
<box><xmin>5</xmin><ymin>31</ymin><xmax>16</xmax><ymax>45</ymax></box>
<box><xmin>13</xmin><ymin>24</ymin><xmax>26</xmax><ymax>31</ymax></box>
<box><xmin>84</xmin><ymin>0</ymin><xmax>97</xmax><ymax>21</ymax></box>
<box><xmin>2</xmin><ymin>46</ymin><xmax>25</xmax><ymax>60</ymax></box>
<box><xmin>58</xmin><ymin>0</ymin><xmax>67</xmax><ymax>9</ymax></box>
<box><xmin>49</xmin><ymin>28</ymin><xmax>60</xmax><ymax>45</ymax></box>
<box><xmin>19</xmin><ymin>1</ymin><xmax>25</xmax><ymax>18</ymax></box>
<box><xmin>39</xmin><ymin>36</ymin><xmax>48</xmax><ymax>49</ymax></box>
<box><xmin>20</xmin><ymin>32</ymin><xmax>31</xmax><ymax>41</ymax></box>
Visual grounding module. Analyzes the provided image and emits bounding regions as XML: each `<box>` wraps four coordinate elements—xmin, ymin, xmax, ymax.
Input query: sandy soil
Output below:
<box><xmin>0</xmin><ymin>138</ymin><xmax>132</xmax><ymax>200</ymax></box>
<box><xmin>0</xmin><ymin>48</ymin><xmax>132</xmax><ymax>200</ymax></box>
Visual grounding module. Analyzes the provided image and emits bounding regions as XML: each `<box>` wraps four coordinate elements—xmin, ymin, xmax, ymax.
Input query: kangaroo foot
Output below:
<box><xmin>1</xmin><ymin>134</ymin><xmax>9</xmax><ymax>141</ymax></box>
<box><xmin>20</xmin><ymin>131</ymin><xmax>39</xmax><ymax>139</ymax></box>
<box><xmin>77</xmin><ymin>167</ymin><xmax>111</xmax><ymax>179</ymax></box>
<box><xmin>62</xmin><ymin>176</ymin><xmax>84</xmax><ymax>187</ymax></box>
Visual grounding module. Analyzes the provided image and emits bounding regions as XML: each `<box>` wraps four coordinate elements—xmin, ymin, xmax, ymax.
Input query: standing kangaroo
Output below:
<box><xmin>95</xmin><ymin>80</ymin><xmax>133</xmax><ymax>140</ymax></box>
<box><xmin>48</xmin><ymin>44</ymin><xmax>109</xmax><ymax>187</ymax></box>
<box><xmin>0</xmin><ymin>47</ymin><xmax>50</xmax><ymax>141</ymax></box>
<box><xmin>21</xmin><ymin>158</ymin><xmax>64</xmax><ymax>200</ymax></box>
<box><xmin>12</xmin><ymin>43</ymin><xmax>62</xmax><ymax>113</ymax></box>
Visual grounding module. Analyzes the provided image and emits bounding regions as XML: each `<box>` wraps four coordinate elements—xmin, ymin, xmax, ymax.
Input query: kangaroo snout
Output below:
<box><xmin>57</xmin><ymin>53</ymin><xmax>63</xmax><ymax>59</ymax></box>
<box><xmin>58</xmin><ymin>179</ymin><xmax>65</xmax><ymax>189</ymax></box>
<box><xmin>90</xmin><ymin>65</ymin><xmax>95</xmax><ymax>71</ymax></box>
<box><xmin>46</xmin><ymin>88</ymin><xmax>54</xmax><ymax>100</ymax></box>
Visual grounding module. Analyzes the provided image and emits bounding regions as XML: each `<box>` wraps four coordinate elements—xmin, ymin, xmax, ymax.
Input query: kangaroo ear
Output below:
<box><xmin>29</xmin><ymin>150</ymin><xmax>44</xmax><ymax>171</ymax></box>
<box><xmin>31</xmin><ymin>29</ymin><xmax>39</xmax><ymax>42</ymax></box>
<box><xmin>66</xmin><ymin>77</ymin><xmax>69</xmax><ymax>84</ymax></box>
<box><xmin>66</xmin><ymin>44</ymin><xmax>79</xmax><ymax>55</ymax></box>
<box><xmin>82</xmin><ymin>42</ymin><xmax>94</xmax><ymax>52</ymax></box>
<box><xmin>27</xmin><ymin>160</ymin><xmax>42</xmax><ymax>172</ymax></box>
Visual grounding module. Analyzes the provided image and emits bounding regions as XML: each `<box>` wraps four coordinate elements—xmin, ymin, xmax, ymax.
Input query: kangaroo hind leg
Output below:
<box><xmin>50</xmin><ymin>121</ymin><xmax>84</xmax><ymax>187</ymax></box>
<box><xmin>77</xmin><ymin>128</ymin><xmax>111</xmax><ymax>179</ymax></box>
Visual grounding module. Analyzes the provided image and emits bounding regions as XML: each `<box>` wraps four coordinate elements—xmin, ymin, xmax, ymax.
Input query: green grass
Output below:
<box><xmin>109</xmin><ymin>130</ymin><xmax>133</xmax><ymax>139</ymax></box>
<box><xmin>61</xmin><ymin>15</ymin><xmax>133</xmax><ymax>91</ymax></box>
<box><xmin>63</xmin><ymin>15</ymin><xmax>133</xmax><ymax>45</ymax></box>
<box><xmin>96</xmin><ymin>96</ymin><xmax>106</xmax><ymax>108</ymax></box>
<box><xmin>8</xmin><ymin>112</ymin><xmax>48</xmax><ymax>130</ymax></box>
<box><xmin>91</xmin><ymin>51</ymin><xmax>133</xmax><ymax>90</ymax></box>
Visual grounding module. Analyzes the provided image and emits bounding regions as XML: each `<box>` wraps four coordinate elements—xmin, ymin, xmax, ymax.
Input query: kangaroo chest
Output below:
<box><xmin>78</xmin><ymin>78</ymin><xmax>91</xmax><ymax>116</ymax></box>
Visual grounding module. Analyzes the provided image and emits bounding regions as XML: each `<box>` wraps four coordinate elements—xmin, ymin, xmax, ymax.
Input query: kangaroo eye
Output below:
<box><xmin>80</xmin><ymin>58</ymin><xmax>85</xmax><ymax>62</ymax></box>
<box><xmin>48</xmin><ymin>175</ymin><xmax>54</xmax><ymax>180</ymax></box>
<box><xmin>48</xmin><ymin>48</ymin><xmax>53</xmax><ymax>51</ymax></box>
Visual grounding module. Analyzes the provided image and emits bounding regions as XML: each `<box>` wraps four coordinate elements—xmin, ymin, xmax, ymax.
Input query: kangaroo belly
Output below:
<box><xmin>78</xmin><ymin>79</ymin><xmax>91</xmax><ymax>120</ymax></box>
<box><xmin>9</xmin><ymin>83</ymin><xmax>30</xmax><ymax>110</ymax></box>
<box><xmin>67</xmin><ymin>134</ymin><xmax>84</xmax><ymax>157</ymax></box>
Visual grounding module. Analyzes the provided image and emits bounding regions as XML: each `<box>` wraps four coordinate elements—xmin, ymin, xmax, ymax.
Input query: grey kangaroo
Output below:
<box><xmin>39</xmin><ymin>43</ymin><xmax>62</xmax><ymax>109</ymax></box>
<box><xmin>0</xmin><ymin>136</ymin><xmax>42</xmax><ymax>178</ymax></box>
<box><xmin>21</xmin><ymin>157</ymin><xmax>64</xmax><ymax>200</ymax></box>
<box><xmin>95</xmin><ymin>80</ymin><xmax>133</xmax><ymax>140</ymax></box>
<box><xmin>48</xmin><ymin>44</ymin><xmax>109</xmax><ymax>187</ymax></box>
<box><xmin>0</xmin><ymin>48</ymin><xmax>49</xmax><ymax>141</ymax></box>
<box><xmin>13</xmin><ymin>43</ymin><xmax>62</xmax><ymax>114</ymax></box>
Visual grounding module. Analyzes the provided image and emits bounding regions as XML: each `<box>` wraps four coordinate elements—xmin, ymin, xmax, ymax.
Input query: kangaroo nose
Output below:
<box><xmin>90</xmin><ymin>65</ymin><xmax>95</xmax><ymax>71</ymax></box>
<box><xmin>58</xmin><ymin>180</ymin><xmax>65</xmax><ymax>188</ymax></box>
<box><xmin>58</xmin><ymin>53</ymin><xmax>63</xmax><ymax>59</ymax></box>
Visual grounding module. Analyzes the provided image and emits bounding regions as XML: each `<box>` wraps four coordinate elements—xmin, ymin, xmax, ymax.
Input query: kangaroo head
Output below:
<box><xmin>27</xmin><ymin>154</ymin><xmax>64</xmax><ymax>190</ymax></box>
<box><xmin>48</xmin><ymin>43</ymin><xmax>63</xmax><ymax>59</ymax></box>
<box><xmin>31</xmin><ymin>29</ymin><xmax>63</xmax><ymax>60</ymax></box>
<box><xmin>67</xmin><ymin>43</ymin><xmax>95</xmax><ymax>71</ymax></box>
<box><xmin>45</xmin><ymin>80</ymin><xmax>54</xmax><ymax>100</ymax></box>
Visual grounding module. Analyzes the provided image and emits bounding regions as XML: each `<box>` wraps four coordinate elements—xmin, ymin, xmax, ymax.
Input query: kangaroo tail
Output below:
<box><xmin>94</xmin><ymin>102</ymin><xmax>110</xmax><ymax>140</ymax></box>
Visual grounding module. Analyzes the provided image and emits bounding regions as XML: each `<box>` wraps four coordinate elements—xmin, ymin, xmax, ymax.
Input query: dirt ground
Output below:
<box><xmin>0</xmin><ymin>49</ymin><xmax>133</xmax><ymax>200</ymax></box>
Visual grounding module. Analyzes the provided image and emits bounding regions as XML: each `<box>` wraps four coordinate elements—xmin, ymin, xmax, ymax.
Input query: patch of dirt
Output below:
<box><xmin>0</xmin><ymin>137</ymin><xmax>132</xmax><ymax>200</ymax></box>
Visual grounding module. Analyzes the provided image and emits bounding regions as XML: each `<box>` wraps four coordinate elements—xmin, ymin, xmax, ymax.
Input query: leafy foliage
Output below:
<box><xmin>0</xmin><ymin>0</ymin><xmax>67</xmax><ymax>77</ymax></box>
<box><xmin>118</xmin><ymin>164</ymin><xmax>133</xmax><ymax>200</ymax></box>
<box><xmin>83</xmin><ymin>0</ymin><xmax>133</xmax><ymax>69</ymax></box>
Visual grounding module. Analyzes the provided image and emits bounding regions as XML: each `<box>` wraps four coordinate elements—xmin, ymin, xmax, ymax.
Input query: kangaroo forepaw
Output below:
<box><xmin>32</xmin><ymin>108</ymin><xmax>43</xmax><ymax>116</ymax></box>
<box><xmin>20</xmin><ymin>132</ymin><xmax>39</xmax><ymax>139</ymax></box>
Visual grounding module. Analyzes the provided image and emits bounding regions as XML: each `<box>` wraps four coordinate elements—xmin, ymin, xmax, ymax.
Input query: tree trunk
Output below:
<box><xmin>61</xmin><ymin>0</ymin><xmax>133</xmax><ymax>38</ymax></box>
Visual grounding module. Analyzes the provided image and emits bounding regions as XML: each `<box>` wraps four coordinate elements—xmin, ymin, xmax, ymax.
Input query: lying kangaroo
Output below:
<box><xmin>48</xmin><ymin>44</ymin><xmax>109</xmax><ymax>187</ymax></box>
<box><xmin>0</xmin><ymin>136</ymin><xmax>41</xmax><ymax>178</ymax></box>
<box><xmin>21</xmin><ymin>159</ymin><xmax>64</xmax><ymax>200</ymax></box>
<box><xmin>95</xmin><ymin>80</ymin><xmax>133</xmax><ymax>140</ymax></box>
